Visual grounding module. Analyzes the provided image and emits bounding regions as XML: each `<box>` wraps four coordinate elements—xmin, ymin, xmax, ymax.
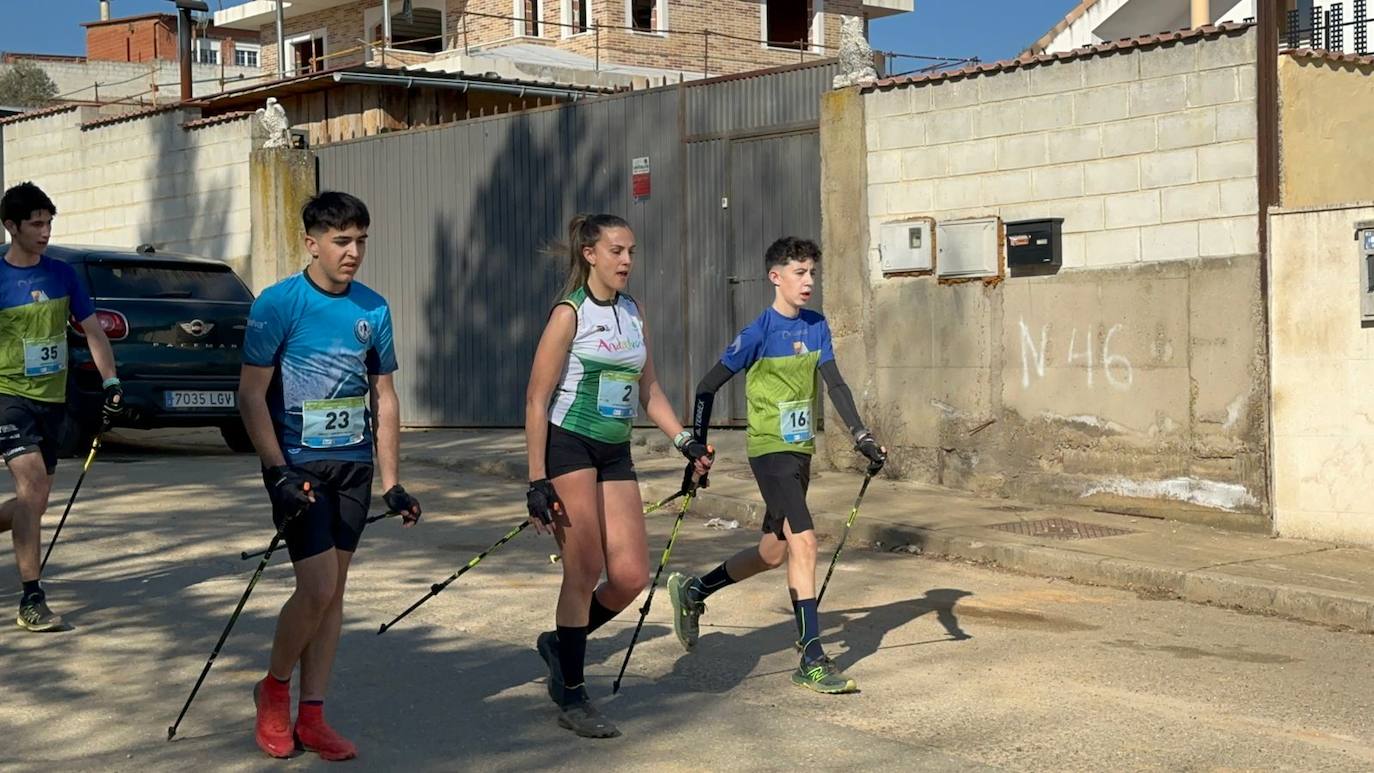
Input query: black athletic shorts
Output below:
<box><xmin>546</xmin><ymin>422</ymin><xmax>637</xmax><ymax>482</ymax></box>
<box><xmin>262</xmin><ymin>460</ymin><xmax>374</xmax><ymax>562</ymax></box>
<box><xmin>751</xmin><ymin>452</ymin><xmax>813</xmax><ymax>539</ymax></box>
<box><xmin>0</xmin><ymin>394</ymin><xmax>65</xmax><ymax>475</ymax></box>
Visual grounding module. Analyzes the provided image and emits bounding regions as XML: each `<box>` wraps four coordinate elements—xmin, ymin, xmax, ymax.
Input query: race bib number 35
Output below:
<box><xmin>597</xmin><ymin>371</ymin><xmax>639</xmax><ymax>419</ymax></box>
<box><xmin>301</xmin><ymin>396</ymin><xmax>367</xmax><ymax>449</ymax></box>
<box><xmin>23</xmin><ymin>337</ymin><xmax>66</xmax><ymax>377</ymax></box>
<box><xmin>779</xmin><ymin>399</ymin><xmax>813</xmax><ymax>443</ymax></box>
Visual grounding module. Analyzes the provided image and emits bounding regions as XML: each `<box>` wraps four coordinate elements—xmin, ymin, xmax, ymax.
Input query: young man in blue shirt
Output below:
<box><xmin>0</xmin><ymin>182</ymin><xmax>123</xmax><ymax>632</ymax></box>
<box><xmin>238</xmin><ymin>191</ymin><xmax>422</xmax><ymax>761</ymax></box>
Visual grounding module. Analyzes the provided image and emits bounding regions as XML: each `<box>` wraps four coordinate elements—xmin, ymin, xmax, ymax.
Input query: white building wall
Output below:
<box><xmin>2</xmin><ymin>108</ymin><xmax>254</xmax><ymax>278</ymax></box>
<box><xmin>0</xmin><ymin>59</ymin><xmax>263</xmax><ymax>104</ymax></box>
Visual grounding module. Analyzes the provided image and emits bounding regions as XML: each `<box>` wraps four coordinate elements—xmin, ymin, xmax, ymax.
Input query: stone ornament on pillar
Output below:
<box><xmin>833</xmin><ymin>16</ymin><xmax>878</xmax><ymax>89</ymax></box>
<box><xmin>255</xmin><ymin>97</ymin><xmax>292</xmax><ymax>149</ymax></box>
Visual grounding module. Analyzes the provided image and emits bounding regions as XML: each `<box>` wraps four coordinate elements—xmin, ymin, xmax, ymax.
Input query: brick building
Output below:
<box><xmin>213</xmin><ymin>0</ymin><xmax>912</xmax><ymax>78</ymax></box>
<box><xmin>83</xmin><ymin>12</ymin><xmax>262</xmax><ymax>69</ymax></box>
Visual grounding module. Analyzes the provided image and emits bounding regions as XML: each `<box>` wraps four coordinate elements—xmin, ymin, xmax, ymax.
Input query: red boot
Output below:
<box><xmin>253</xmin><ymin>676</ymin><xmax>294</xmax><ymax>758</ymax></box>
<box><xmin>294</xmin><ymin>702</ymin><xmax>357</xmax><ymax>761</ymax></box>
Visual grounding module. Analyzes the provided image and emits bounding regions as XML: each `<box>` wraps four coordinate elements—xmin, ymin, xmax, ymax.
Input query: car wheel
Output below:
<box><xmin>220</xmin><ymin>420</ymin><xmax>256</xmax><ymax>453</ymax></box>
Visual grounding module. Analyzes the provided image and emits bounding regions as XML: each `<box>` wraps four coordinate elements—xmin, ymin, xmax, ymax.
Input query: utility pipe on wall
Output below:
<box><xmin>1192</xmin><ymin>0</ymin><xmax>1210</xmax><ymax>28</ymax></box>
<box><xmin>276</xmin><ymin>0</ymin><xmax>286</xmax><ymax>77</ymax></box>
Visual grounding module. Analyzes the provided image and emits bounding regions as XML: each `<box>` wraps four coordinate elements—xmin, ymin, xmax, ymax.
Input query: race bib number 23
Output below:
<box><xmin>301</xmin><ymin>397</ymin><xmax>366</xmax><ymax>448</ymax></box>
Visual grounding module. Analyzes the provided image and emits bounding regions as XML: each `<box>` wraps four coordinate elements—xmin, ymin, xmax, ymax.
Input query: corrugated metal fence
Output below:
<box><xmin>317</xmin><ymin>61</ymin><xmax>836</xmax><ymax>427</ymax></box>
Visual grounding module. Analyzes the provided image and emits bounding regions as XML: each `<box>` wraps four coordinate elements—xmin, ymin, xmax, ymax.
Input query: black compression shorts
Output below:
<box><xmin>546</xmin><ymin>422</ymin><xmax>637</xmax><ymax>482</ymax></box>
<box><xmin>263</xmin><ymin>460</ymin><xmax>374</xmax><ymax>562</ymax></box>
<box><xmin>0</xmin><ymin>394</ymin><xmax>65</xmax><ymax>475</ymax></box>
<box><xmin>750</xmin><ymin>452</ymin><xmax>813</xmax><ymax>539</ymax></box>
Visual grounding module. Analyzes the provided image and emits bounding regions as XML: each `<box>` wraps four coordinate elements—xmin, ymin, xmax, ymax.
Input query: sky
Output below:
<box><xmin>0</xmin><ymin>1</ymin><xmax>1081</xmax><ymax>66</ymax></box>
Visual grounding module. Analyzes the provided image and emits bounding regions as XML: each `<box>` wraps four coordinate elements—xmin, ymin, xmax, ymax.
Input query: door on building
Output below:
<box><xmin>725</xmin><ymin>131</ymin><xmax>823</xmax><ymax>423</ymax></box>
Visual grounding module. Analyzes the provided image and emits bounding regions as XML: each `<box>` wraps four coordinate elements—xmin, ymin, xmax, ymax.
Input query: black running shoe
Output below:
<box><xmin>17</xmin><ymin>593</ymin><xmax>63</xmax><ymax>632</ymax></box>
<box><xmin>556</xmin><ymin>686</ymin><xmax>621</xmax><ymax>739</ymax></box>
<box><xmin>537</xmin><ymin>630</ymin><xmax>563</xmax><ymax>705</ymax></box>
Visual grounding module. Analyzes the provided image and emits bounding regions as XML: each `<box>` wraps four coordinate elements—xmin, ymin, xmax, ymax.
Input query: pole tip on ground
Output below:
<box><xmin>166</xmin><ymin>727</ymin><xmax>176</xmax><ymax>741</ymax></box>
<box><xmin>239</xmin><ymin>552</ymin><xmax>250</xmax><ymax>560</ymax></box>
<box><xmin>377</xmin><ymin>624</ymin><xmax>388</xmax><ymax>635</ymax></box>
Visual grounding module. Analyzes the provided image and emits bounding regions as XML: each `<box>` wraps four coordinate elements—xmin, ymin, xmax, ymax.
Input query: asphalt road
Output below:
<box><xmin>0</xmin><ymin>430</ymin><xmax>1371</xmax><ymax>772</ymax></box>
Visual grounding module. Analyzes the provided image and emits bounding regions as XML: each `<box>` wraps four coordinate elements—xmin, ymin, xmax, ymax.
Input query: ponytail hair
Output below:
<box><xmin>558</xmin><ymin>213</ymin><xmax>631</xmax><ymax>298</ymax></box>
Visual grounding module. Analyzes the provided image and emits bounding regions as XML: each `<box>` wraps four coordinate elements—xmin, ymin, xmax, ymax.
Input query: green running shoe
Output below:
<box><xmin>791</xmin><ymin>656</ymin><xmax>858</xmax><ymax>695</ymax></box>
<box><xmin>16</xmin><ymin>593</ymin><xmax>63</xmax><ymax>632</ymax></box>
<box><xmin>667</xmin><ymin>572</ymin><xmax>705</xmax><ymax>652</ymax></box>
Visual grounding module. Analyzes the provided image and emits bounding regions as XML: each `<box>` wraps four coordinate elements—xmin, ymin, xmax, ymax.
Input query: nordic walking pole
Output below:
<box><xmin>41</xmin><ymin>426</ymin><xmax>105</xmax><ymax>573</ymax></box>
<box><xmin>549</xmin><ymin>488</ymin><xmax>687</xmax><ymax>564</ymax></box>
<box><xmin>239</xmin><ymin>511</ymin><xmax>400</xmax><ymax>560</ymax></box>
<box><xmin>817</xmin><ymin>461</ymin><xmax>883</xmax><ymax>607</ymax></box>
<box><xmin>378</xmin><ymin>518</ymin><xmax>531</xmax><ymax>635</ymax></box>
<box><xmin>612</xmin><ymin>484</ymin><xmax>700</xmax><ymax>695</ymax></box>
<box><xmin>167</xmin><ymin>494</ymin><xmax>310</xmax><ymax>741</ymax></box>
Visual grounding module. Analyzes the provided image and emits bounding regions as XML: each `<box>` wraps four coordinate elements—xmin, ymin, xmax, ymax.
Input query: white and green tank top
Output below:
<box><xmin>548</xmin><ymin>285</ymin><xmax>647</xmax><ymax>444</ymax></box>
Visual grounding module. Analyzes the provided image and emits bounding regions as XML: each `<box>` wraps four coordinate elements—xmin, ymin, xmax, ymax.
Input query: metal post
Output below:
<box><xmin>594</xmin><ymin>24</ymin><xmax>600</xmax><ymax>71</ymax></box>
<box><xmin>703</xmin><ymin>30</ymin><xmax>709</xmax><ymax>78</ymax></box>
<box><xmin>275</xmin><ymin>0</ymin><xmax>286</xmax><ymax>77</ymax></box>
<box><xmin>383</xmin><ymin>0</ymin><xmax>392</xmax><ymax>64</ymax></box>
<box><xmin>177</xmin><ymin>8</ymin><xmax>193</xmax><ymax>101</ymax></box>
<box><xmin>463</xmin><ymin>12</ymin><xmax>470</xmax><ymax>55</ymax></box>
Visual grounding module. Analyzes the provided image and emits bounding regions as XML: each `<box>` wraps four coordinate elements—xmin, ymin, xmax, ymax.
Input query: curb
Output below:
<box><xmin>405</xmin><ymin>451</ymin><xmax>1374</xmax><ymax>633</ymax></box>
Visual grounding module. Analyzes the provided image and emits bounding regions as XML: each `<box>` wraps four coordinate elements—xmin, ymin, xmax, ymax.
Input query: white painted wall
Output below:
<box><xmin>1040</xmin><ymin>0</ymin><xmax>1255</xmax><ymax>55</ymax></box>
<box><xmin>1270</xmin><ymin>203</ymin><xmax>1374</xmax><ymax>547</ymax></box>
<box><xmin>2</xmin><ymin>108</ymin><xmax>254</xmax><ymax>278</ymax></box>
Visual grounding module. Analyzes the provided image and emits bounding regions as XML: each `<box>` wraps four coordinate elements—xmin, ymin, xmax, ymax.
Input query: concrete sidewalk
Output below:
<box><xmin>399</xmin><ymin>428</ymin><xmax>1374</xmax><ymax>634</ymax></box>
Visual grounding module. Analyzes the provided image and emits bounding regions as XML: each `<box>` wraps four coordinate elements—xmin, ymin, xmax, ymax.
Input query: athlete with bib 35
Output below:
<box><xmin>0</xmin><ymin>182</ymin><xmax>122</xmax><ymax>633</ymax></box>
<box><xmin>238</xmin><ymin>191</ymin><xmax>421</xmax><ymax>761</ymax></box>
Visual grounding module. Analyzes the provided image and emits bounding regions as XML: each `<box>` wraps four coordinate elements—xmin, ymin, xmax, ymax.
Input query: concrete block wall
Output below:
<box><xmin>864</xmin><ymin>27</ymin><xmax>1259</xmax><ymax>274</ymax></box>
<box><xmin>0</xmin><ymin>59</ymin><xmax>263</xmax><ymax>104</ymax></box>
<box><xmin>1</xmin><ymin>109</ymin><xmax>254</xmax><ymax>279</ymax></box>
<box><xmin>826</xmin><ymin>28</ymin><xmax>1270</xmax><ymax>528</ymax></box>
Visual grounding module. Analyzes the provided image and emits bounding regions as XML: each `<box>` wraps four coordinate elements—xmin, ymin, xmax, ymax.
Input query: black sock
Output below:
<box><xmin>793</xmin><ymin>598</ymin><xmax>826</xmax><ymax>663</ymax></box>
<box><xmin>20</xmin><ymin>580</ymin><xmax>41</xmax><ymax>601</ymax></box>
<box><xmin>688</xmin><ymin>563</ymin><xmax>736</xmax><ymax>603</ymax></box>
<box><xmin>586</xmin><ymin>593</ymin><xmax>618</xmax><ymax>634</ymax></box>
<box><xmin>556</xmin><ymin>624</ymin><xmax>588</xmax><ymax>705</ymax></box>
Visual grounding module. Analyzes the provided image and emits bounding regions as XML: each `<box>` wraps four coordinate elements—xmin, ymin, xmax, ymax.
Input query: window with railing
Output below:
<box><xmin>764</xmin><ymin>0</ymin><xmax>817</xmax><ymax>51</ymax></box>
<box><xmin>563</xmin><ymin>0</ymin><xmax>589</xmax><ymax>35</ymax></box>
<box><xmin>517</xmin><ymin>0</ymin><xmax>543</xmax><ymax>37</ymax></box>
<box><xmin>194</xmin><ymin>37</ymin><xmax>219</xmax><ymax>65</ymax></box>
<box><xmin>1285</xmin><ymin>1</ymin><xmax>1374</xmax><ymax>54</ymax></box>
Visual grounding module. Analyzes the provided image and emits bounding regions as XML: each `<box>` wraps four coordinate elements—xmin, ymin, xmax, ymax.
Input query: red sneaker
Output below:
<box><xmin>294</xmin><ymin>703</ymin><xmax>357</xmax><ymax>762</ymax></box>
<box><xmin>253</xmin><ymin>677</ymin><xmax>294</xmax><ymax>758</ymax></box>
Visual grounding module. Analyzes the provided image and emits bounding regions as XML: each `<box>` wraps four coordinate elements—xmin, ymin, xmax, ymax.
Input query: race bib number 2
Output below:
<box><xmin>597</xmin><ymin>371</ymin><xmax>639</xmax><ymax>419</ymax></box>
<box><xmin>301</xmin><ymin>397</ymin><xmax>366</xmax><ymax>448</ymax></box>
<box><xmin>23</xmin><ymin>337</ymin><xmax>66</xmax><ymax>377</ymax></box>
<box><xmin>779</xmin><ymin>399</ymin><xmax>813</xmax><ymax>443</ymax></box>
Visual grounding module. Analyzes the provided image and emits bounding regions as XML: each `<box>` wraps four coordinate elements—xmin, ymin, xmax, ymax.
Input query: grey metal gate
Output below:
<box><xmin>317</xmin><ymin>61</ymin><xmax>835</xmax><ymax>427</ymax></box>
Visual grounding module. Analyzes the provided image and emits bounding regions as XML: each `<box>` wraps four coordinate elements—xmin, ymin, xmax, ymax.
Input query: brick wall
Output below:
<box><xmin>259</xmin><ymin>3</ymin><xmax>369</xmax><ymax>74</ymax></box>
<box><xmin>1</xmin><ymin>108</ymin><xmax>254</xmax><ymax>278</ymax></box>
<box><xmin>864</xmin><ymin>29</ymin><xmax>1259</xmax><ymax>269</ymax></box>
<box><xmin>86</xmin><ymin>17</ymin><xmax>179</xmax><ymax>63</ymax></box>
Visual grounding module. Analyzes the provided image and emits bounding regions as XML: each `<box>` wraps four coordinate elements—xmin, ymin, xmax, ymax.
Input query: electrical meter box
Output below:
<box><xmin>878</xmin><ymin>217</ymin><xmax>935</xmax><ymax>274</ymax></box>
<box><xmin>1357</xmin><ymin>220</ymin><xmax>1374</xmax><ymax>322</ymax></box>
<box><xmin>1006</xmin><ymin>218</ymin><xmax>1064</xmax><ymax>267</ymax></box>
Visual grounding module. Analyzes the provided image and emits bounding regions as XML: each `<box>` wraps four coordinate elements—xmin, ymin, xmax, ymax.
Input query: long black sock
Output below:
<box><xmin>687</xmin><ymin>563</ymin><xmax>736</xmax><ymax>604</ymax></box>
<box><xmin>20</xmin><ymin>580</ymin><xmax>41</xmax><ymax>602</ymax></box>
<box><xmin>555</xmin><ymin>624</ymin><xmax>588</xmax><ymax>705</ymax></box>
<box><xmin>586</xmin><ymin>593</ymin><xmax>618</xmax><ymax>634</ymax></box>
<box><xmin>793</xmin><ymin>598</ymin><xmax>826</xmax><ymax>664</ymax></box>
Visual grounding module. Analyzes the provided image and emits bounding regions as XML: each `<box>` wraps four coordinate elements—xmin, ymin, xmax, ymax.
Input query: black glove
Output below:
<box><xmin>384</xmin><ymin>484</ymin><xmax>422</xmax><ymax>525</ymax></box>
<box><xmin>101</xmin><ymin>378</ymin><xmax>123</xmax><ymax>424</ymax></box>
<box><xmin>855</xmin><ymin>431</ymin><xmax>887</xmax><ymax>473</ymax></box>
<box><xmin>526</xmin><ymin>479</ymin><xmax>563</xmax><ymax>526</ymax></box>
<box><xmin>681</xmin><ymin>441</ymin><xmax>715</xmax><ymax>493</ymax></box>
<box><xmin>265</xmin><ymin>465</ymin><xmax>314</xmax><ymax>511</ymax></box>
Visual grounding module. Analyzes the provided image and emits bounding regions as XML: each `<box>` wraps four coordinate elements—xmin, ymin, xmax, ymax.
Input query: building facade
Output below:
<box><xmin>213</xmin><ymin>0</ymin><xmax>912</xmax><ymax>78</ymax></box>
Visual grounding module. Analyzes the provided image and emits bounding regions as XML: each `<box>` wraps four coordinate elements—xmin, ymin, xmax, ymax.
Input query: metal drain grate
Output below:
<box><xmin>985</xmin><ymin>517</ymin><xmax>1135</xmax><ymax>540</ymax></box>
